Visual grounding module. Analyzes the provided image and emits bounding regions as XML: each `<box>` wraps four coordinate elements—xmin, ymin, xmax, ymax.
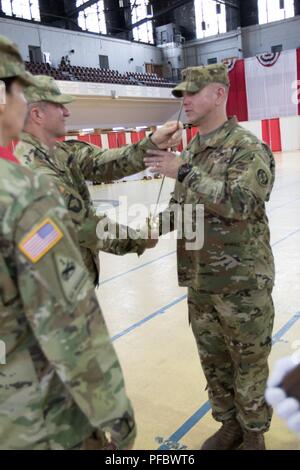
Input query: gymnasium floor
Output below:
<box><xmin>89</xmin><ymin>150</ymin><xmax>300</xmax><ymax>450</ymax></box>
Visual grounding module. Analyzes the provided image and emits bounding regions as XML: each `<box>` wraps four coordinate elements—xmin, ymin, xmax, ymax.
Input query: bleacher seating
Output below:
<box><xmin>24</xmin><ymin>61</ymin><xmax>176</xmax><ymax>88</ymax></box>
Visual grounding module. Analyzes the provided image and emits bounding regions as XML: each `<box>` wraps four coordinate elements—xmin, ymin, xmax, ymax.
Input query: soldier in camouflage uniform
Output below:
<box><xmin>0</xmin><ymin>34</ymin><xmax>136</xmax><ymax>450</ymax></box>
<box><xmin>144</xmin><ymin>64</ymin><xmax>275</xmax><ymax>450</ymax></box>
<box><xmin>15</xmin><ymin>75</ymin><xmax>182</xmax><ymax>284</ymax></box>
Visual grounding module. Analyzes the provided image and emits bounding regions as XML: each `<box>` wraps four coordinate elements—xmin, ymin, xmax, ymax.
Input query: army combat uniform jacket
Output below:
<box><xmin>15</xmin><ymin>133</ymin><xmax>156</xmax><ymax>283</ymax></box>
<box><xmin>0</xmin><ymin>156</ymin><xmax>135</xmax><ymax>449</ymax></box>
<box><xmin>160</xmin><ymin>117</ymin><xmax>275</xmax><ymax>294</ymax></box>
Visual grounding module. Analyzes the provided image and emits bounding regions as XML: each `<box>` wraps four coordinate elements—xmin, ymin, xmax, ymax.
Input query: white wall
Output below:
<box><xmin>280</xmin><ymin>116</ymin><xmax>300</xmax><ymax>152</ymax></box>
<box><xmin>158</xmin><ymin>43</ymin><xmax>183</xmax><ymax>77</ymax></box>
<box><xmin>0</xmin><ymin>17</ymin><xmax>162</xmax><ymax>71</ymax></box>
<box><xmin>2</xmin><ymin>14</ymin><xmax>300</xmax><ymax>73</ymax></box>
<box><xmin>242</xmin><ymin>15</ymin><xmax>300</xmax><ymax>58</ymax></box>
<box><xmin>181</xmin><ymin>15</ymin><xmax>300</xmax><ymax>67</ymax></box>
<box><xmin>54</xmin><ymin>80</ymin><xmax>178</xmax><ymax>130</ymax></box>
<box><xmin>182</xmin><ymin>29</ymin><xmax>242</xmax><ymax>67</ymax></box>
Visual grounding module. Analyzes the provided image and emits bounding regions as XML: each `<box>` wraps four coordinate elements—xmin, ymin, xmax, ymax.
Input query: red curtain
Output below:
<box><xmin>130</xmin><ymin>131</ymin><xmax>146</xmax><ymax>143</ymax></box>
<box><xmin>269</xmin><ymin>118</ymin><xmax>282</xmax><ymax>152</ymax></box>
<box><xmin>262</xmin><ymin>119</ymin><xmax>282</xmax><ymax>152</ymax></box>
<box><xmin>262</xmin><ymin>120</ymin><xmax>270</xmax><ymax>146</ymax></box>
<box><xmin>227</xmin><ymin>59</ymin><xmax>248</xmax><ymax>122</ymax></box>
<box><xmin>137</xmin><ymin>131</ymin><xmax>146</xmax><ymax>141</ymax></box>
<box><xmin>90</xmin><ymin>134</ymin><xmax>102</xmax><ymax>147</ymax></box>
<box><xmin>107</xmin><ymin>132</ymin><xmax>118</xmax><ymax>148</ymax></box>
<box><xmin>116</xmin><ymin>132</ymin><xmax>126</xmax><ymax>147</ymax></box>
<box><xmin>78</xmin><ymin>135</ymin><xmax>91</xmax><ymax>143</ymax></box>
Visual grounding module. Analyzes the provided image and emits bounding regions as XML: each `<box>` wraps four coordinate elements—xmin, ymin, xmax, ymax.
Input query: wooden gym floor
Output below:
<box><xmin>89</xmin><ymin>150</ymin><xmax>300</xmax><ymax>450</ymax></box>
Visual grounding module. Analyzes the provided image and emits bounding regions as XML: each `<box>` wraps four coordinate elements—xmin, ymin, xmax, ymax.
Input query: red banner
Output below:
<box><xmin>226</xmin><ymin>59</ymin><xmax>248</xmax><ymax>122</ymax></box>
<box><xmin>262</xmin><ymin>119</ymin><xmax>282</xmax><ymax>152</ymax></box>
<box><xmin>90</xmin><ymin>134</ymin><xmax>102</xmax><ymax>146</ymax></box>
<box><xmin>107</xmin><ymin>132</ymin><xmax>118</xmax><ymax>148</ymax></box>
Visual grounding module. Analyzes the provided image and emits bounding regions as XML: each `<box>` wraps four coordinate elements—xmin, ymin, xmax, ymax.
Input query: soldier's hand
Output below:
<box><xmin>137</xmin><ymin>216</ymin><xmax>159</xmax><ymax>250</ymax></box>
<box><xmin>151</xmin><ymin>121</ymin><xmax>183</xmax><ymax>149</ymax></box>
<box><xmin>144</xmin><ymin>149</ymin><xmax>184</xmax><ymax>179</ymax></box>
<box><xmin>265</xmin><ymin>353</ymin><xmax>300</xmax><ymax>436</ymax></box>
<box><xmin>105</xmin><ymin>412</ymin><xmax>137</xmax><ymax>450</ymax></box>
<box><xmin>144</xmin><ymin>238</ymin><xmax>158</xmax><ymax>249</ymax></box>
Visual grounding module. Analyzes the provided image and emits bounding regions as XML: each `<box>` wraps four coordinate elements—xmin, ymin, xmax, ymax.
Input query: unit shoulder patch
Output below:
<box><xmin>256</xmin><ymin>168</ymin><xmax>269</xmax><ymax>187</ymax></box>
<box><xmin>18</xmin><ymin>218</ymin><xmax>63</xmax><ymax>263</ymax></box>
<box><xmin>55</xmin><ymin>254</ymin><xmax>88</xmax><ymax>302</ymax></box>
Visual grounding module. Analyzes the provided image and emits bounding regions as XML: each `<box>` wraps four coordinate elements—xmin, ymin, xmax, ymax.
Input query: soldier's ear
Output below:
<box><xmin>215</xmin><ymin>85</ymin><xmax>227</xmax><ymax>106</ymax></box>
<box><xmin>29</xmin><ymin>104</ymin><xmax>45</xmax><ymax>124</ymax></box>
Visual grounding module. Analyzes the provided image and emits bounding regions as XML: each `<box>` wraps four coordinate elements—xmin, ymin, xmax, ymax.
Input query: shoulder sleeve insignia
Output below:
<box><xmin>256</xmin><ymin>168</ymin><xmax>269</xmax><ymax>186</ymax></box>
<box><xmin>18</xmin><ymin>218</ymin><xmax>63</xmax><ymax>263</ymax></box>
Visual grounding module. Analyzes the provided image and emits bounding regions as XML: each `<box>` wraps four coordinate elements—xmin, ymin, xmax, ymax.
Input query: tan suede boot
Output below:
<box><xmin>201</xmin><ymin>419</ymin><xmax>243</xmax><ymax>450</ymax></box>
<box><xmin>242</xmin><ymin>431</ymin><xmax>266</xmax><ymax>450</ymax></box>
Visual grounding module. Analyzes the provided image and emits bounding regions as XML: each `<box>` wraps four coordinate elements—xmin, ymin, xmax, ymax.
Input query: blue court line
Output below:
<box><xmin>157</xmin><ymin>310</ymin><xmax>300</xmax><ymax>450</ymax></box>
<box><xmin>99</xmin><ymin>250</ymin><xmax>176</xmax><ymax>286</ymax></box>
<box><xmin>109</xmin><ymin>226</ymin><xmax>300</xmax><ymax>344</ymax></box>
<box><xmin>273</xmin><ymin>180</ymin><xmax>300</xmax><ymax>193</ymax></box>
<box><xmin>98</xmin><ymin>197</ymin><xmax>300</xmax><ymax>287</ymax></box>
<box><xmin>99</xmin><ymin>220</ymin><xmax>300</xmax><ymax>446</ymax></box>
<box><xmin>272</xmin><ymin>228</ymin><xmax>300</xmax><ymax>248</ymax></box>
<box><xmin>111</xmin><ymin>293</ymin><xmax>187</xmax><ymax>342</ymax></box>
<box><xmin>269</xmin><ymin>195</ymin><xmax>300</xmax><ymax>212</ymax></box>
<box><xmin>272</xmin><ymin>311</ymin><xmax>300</xmax><ymax>344</ymax></box>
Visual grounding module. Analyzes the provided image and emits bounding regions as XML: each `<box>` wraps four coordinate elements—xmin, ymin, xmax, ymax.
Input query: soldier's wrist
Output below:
<box><xmin>108</xmin><ymin>413</ymin><xmax>136</xmax><ymax>449</ymax></box>
<box><xmin>148</xmin><ymin>133</ymin><xmax>160</xmax><ymax>149</ymax></box>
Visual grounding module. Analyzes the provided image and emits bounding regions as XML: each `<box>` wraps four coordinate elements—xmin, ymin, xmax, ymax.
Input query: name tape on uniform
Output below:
<box><xmin>18</xmin><ymin>218</ymin><xmax>63</xmax><ymax>263</ymax></box>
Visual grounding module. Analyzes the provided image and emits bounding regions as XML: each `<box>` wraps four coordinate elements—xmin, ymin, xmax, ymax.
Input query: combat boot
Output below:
<box><xmin>201</xmin><ymin>419</ymin><xmax>243</xmax><ymax>450</ymax></box>
<box><xmin>242</xmin><ymin>431</ymin><xmax>266</xmax><ymax>450</ymax></box>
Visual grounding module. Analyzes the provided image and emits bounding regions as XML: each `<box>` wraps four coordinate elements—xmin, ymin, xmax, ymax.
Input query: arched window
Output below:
<box><xmin>77</xmin><ymin>0</ymin><xmax>107</xmax><ymax>34</ymax></box>
<box><xmin>131</xmin><ymin>0</ymin><xmax>154</xmax><ymax>44</ymax></box>
<box><xmin>194</xmin><ymin>0</ymin><xmax>226</xmax><ymax>39</ymax></box>
<box><xmin>2</xmin><ymin>0</ymin><xmax>40</xmax><ymax>21</ymax></box>
<box><xmin>258</xmin><ymin>0</ymin><xmax>294</xmax><ymax>25</ymax></box>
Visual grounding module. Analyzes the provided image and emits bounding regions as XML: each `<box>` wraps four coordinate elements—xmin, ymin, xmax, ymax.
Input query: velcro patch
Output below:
<box><xmin>18</xmin><ymin>218</ymin><xmax>63</xmax><ymax>263</ymax></box>
<box><xmin>256</xmin><ymin>168</ymin><xmax>269</xmax><ymax>186</ymax></box>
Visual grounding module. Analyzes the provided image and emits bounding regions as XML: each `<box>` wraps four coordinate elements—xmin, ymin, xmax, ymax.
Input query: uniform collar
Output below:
<box><xmin>19</xmin><ymin>132</ymin><xmax>66</xmax><ymax>172</ymax></box>
<box><xmin>197</xmin><ymin>116</ymin><xmax>238</xmax><ymax>149</ymax></box>
<box><xmin>20</xmin><ymin>131</ymin><xmax>51</xmax><ymax>157</ymax></box>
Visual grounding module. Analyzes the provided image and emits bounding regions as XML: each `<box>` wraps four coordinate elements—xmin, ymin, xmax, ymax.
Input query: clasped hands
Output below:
<box><xmin>146</xmin><ymin>120</ymin><xmax>184</xmax><ymax>178</ymax></box>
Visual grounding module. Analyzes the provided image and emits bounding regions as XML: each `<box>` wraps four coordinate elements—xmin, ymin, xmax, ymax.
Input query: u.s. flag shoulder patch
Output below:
<box><xmin>18</xmin><ymin>218</ymin><xmax>63</xmax><ymax>263</ymax></box>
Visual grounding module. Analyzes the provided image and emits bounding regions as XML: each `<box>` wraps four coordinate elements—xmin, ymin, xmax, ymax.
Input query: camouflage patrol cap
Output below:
<box><xmin>172</xmin><ymin>63</ymin><xmax>229</xmax><ymax>98</ymax></box>
<box><xmin>0</xmin><ymin>34</ymin><xmax>35</xmax><ymax>86</ymax></box>
<box><xmin>24</xmin><ymin>75</ymin><xmax>75</xmax><ymax>104</ymax></box>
